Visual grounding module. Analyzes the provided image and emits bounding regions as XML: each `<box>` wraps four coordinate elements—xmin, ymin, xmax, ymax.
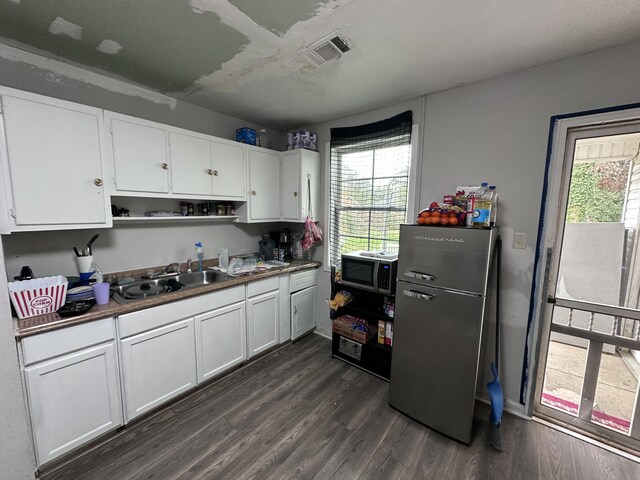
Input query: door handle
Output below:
<box><xmin>404</xmin><ymin>271</ymin><xmax>437</xmax><ymax>281</ymax></box>
<box><xmin>403</xmin><ymin>289</ymin><xmax>434</xmax><ymax>301</ymax></box>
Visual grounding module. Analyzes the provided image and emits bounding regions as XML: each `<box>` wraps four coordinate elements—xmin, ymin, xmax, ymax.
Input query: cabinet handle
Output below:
<box><xmin>293</xmin><ymin>191</ymin><xmax>298</xmax><ymax>197</ymax></box>
<box><xmin>161</xmin><ymin>163</ymin><xmax>169</xmax><ymax>170</ymax></box>
<box><xmin>405</xmin><ymin>271</ymin><xmax>437</xmax><ymax>281</ymax></box>
<box><xmin>213</xmin><ymin>170</ymin><xmax>218</xmax><ymax>176</ymax></box>
<box><xmin>208</xmin><ymin>169</ymin><xmax>213</xmax><ymax>175</ymax></box>
<box><xmin>251</xmin><ymin>190</ymin><xmax>256</xmax><ymax>195</ymax></box>
<box><xmin>403</xmin><ymin>289</ymin><xmax>434</xmax><ymax>301</ymax></box>
<box><xmin>294</xmin><ymin>306</ymin><xmax>297</xmax><ymax>314</ymax></box>
<box><xmin>94</xmin><ymin>178</ymin><xmax>103</xmax><ymax>187</ymax></box>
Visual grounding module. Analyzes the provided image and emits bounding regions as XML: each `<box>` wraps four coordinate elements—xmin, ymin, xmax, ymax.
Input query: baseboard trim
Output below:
<box><xmin>313</xmin><ymin>329</ymin><xmax>331</xmax><ymax>340</ymax></box>
<box><xmin>476</xmin><ymin>394</ymin><xmax>530</xmax><ymax>420</ymax></box>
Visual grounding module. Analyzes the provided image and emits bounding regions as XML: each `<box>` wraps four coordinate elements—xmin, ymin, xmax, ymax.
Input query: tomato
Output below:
<box><xmin>440</xmin><ymin>217</ymin><xmax>449</xmax><ymax>225</ymax></box>
<box><xmin>430</xmin><ymin>202</ymin><xmax>439</xmax><ymax>209</ymax></box>
<box><xmin>449</xmin><ymin>217</ymin><xmax>460</xmax><ymax>226</ymax></box>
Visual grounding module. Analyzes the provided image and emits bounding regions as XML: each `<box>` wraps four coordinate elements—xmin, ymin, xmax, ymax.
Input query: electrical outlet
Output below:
<box><xmin>513</xmin><ymin>233</ymin><xmax>527</xmax><ymax>249</ymax></box>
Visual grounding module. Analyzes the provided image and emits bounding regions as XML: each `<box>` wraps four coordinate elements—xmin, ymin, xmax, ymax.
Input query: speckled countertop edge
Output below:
<box><xmin>14</xmin><ymin>261</ymin><xmax>321</xmax><ymax>339</ymax></box>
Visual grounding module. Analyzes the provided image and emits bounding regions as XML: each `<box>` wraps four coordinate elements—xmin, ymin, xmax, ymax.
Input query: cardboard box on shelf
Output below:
<box><xmin>332</xmin><ymin>314</ymin><xmax>374</xmax><ymax>344</ymax></box>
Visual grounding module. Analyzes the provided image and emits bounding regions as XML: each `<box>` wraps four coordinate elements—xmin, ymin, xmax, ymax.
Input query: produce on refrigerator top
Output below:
<box><xmin>415</xmin><ymin>202</ymin><xmax>465</xmax><ymax>226</ymax></box>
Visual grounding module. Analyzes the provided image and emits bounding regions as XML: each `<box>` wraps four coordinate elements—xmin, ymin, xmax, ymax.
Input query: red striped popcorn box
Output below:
<box><xmin>8</xmin><ymin>275</ymin><xmax>68</xmax><ymax>319</ymax></box>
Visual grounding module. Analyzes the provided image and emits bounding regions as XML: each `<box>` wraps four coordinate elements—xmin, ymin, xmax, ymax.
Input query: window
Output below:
<box><xmin>329</xmin><ymin>111</ymin><xmax>413</xmax><ymax>266</ymax></box>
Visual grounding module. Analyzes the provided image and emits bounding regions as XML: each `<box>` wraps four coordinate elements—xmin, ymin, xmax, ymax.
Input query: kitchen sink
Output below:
<box><xmin>172</xmin><ymin>270</ymin><xmax>230</xmax><ymax>287</ymax></box>
<box><xmin>111</xmin><ymin>270</ymin><xmax>230</xmax><ymax>304</ymax></box>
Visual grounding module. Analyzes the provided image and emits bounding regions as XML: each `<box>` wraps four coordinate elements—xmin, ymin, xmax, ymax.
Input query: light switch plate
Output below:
<box><xmin>513</xmin><ymin>232</ymin><xmax>527</xmax><ymax>249</ymax></box>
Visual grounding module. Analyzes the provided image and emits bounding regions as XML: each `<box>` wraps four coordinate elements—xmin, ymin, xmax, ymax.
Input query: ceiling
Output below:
<box><xmin>1</xmin><ymin>0</ymin><xmax>640</xmax><ymax>130</ymax></box>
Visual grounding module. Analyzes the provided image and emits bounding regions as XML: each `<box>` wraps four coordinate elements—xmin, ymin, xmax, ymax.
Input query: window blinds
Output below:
<box><xmin>329</xmin><ymin>110</ymin><xmax>413</xmax><ymax>266</ymax></box>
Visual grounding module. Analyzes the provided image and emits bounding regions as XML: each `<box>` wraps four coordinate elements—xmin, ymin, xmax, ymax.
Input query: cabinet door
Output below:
<box><xmin>211</xmin><ymin>139</ymin><xmax>246</xmax><ymax>199</ymax></box>
<box><xmin>300</xmin><ymin>149</ymin><xmax>320</xmax><ymax>221</ymax></box>
<box><xmin>195</xmin><ymin>301</ymin><xmax>246</xmax><ymax>383</ymax></box>
<box><xmin>120</xmin><ymin>318</ymin><xmax>196</xmax><ymax>422</ymax></box>
<box><xmin>291</xmin><ymin>286</ymin><xmax>316</xmax><ymax>340</ymax></box>
<box><xmin>247</xmin><ymin>290</ymin><xmax>279</xmax><ymax>357</ymax></box>
<box><xmin>25</xmin><ymin>342</ymin><xmax>122</xmax><ymax>465</ymax></box>
<box><xmin>169</xmin><ymin>131</ymin><xmax>212</xmax><ymax>196</ymax></box>
<box><xmin>281</xmin><ymin>151</ymin><xmax>301</xmax><ymax>221</ymax></box>
<box><xmin>247</xmin><ymin>149</ymin><xmax>281</xmax><ymax>221</ymax></box>
<box><xmin>1</xmin><ymin>94</ymin><xmax>109</xmax><ymax>228</ymax></box>
<box><xmin>109</xmin><ymin>116</ymin><xmax>169</xmax><ymax>193</ymax></box>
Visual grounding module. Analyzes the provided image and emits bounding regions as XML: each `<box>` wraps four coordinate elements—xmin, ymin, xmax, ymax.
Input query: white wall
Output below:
<box><xmin>307</xmin><ymin>40</ymin><xmax>640</xmax><ymax>414</ymax></box>
<box><xmin>0</xmin><ymin>238</ymin><xmax>36</xmax><ymax>479</ymax></box>
<box><xmin>2</xmin><ymin>222</ymin><xmax>279</xmax><ymax>279</ymax></box>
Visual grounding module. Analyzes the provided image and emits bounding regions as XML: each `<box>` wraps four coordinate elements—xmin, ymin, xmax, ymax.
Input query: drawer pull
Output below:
<box><xmin>403</xmin><ymin>289</ymin><xmax>434</xmax><ymax>301</ymax></box>
<box><xmin>405</xmin><ymin>270</ymin><xmax>436</xmax><ymax>281</ymax></box>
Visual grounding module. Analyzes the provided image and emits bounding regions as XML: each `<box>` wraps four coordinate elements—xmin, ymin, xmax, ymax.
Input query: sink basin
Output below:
<box><xmin>111</xmin><ymin>270</ymin><xmax>230</xmax><ymax>304</ymax></box>
<box><xmin>172</xmin><ymin>270</ymin><xmax>230</xmax><ymax>287</ymax></box>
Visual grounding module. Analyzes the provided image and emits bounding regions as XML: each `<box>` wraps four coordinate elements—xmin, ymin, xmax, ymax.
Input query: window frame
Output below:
<box><xmin>323</xmin><ymin>123</ymin><xmax>420</xmax><ymax>271</ymax></box>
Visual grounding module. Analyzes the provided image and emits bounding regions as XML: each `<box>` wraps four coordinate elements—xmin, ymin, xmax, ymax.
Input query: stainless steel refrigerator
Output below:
<box><xmin>389</xmin><ymin>224</ymin><xmax>497</xmax><ymax>444</ymax></box>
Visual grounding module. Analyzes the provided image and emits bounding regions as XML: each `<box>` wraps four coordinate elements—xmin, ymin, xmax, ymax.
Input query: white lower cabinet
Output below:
<box><xmin>120</xmin><ymin>318</ymin><xmax>197</xmax><ymax>422</ymax></box>
<box><xmin>246</xmin><ymin>277</ymin><xmax>280</xmax><ymax>357</ymax></box>
<box><xmin>21</xmin><ymin>318</ymin><xmax>122</xmax><ymax>465</ymax></box>
<box><xmin>289</xmin><ymin>269</ymin><xmax>318</xmax><ymax>340</ymax></box>
<box><xmin>195</xmin><ymin>301</ymin><xmax>246</xmax><ymax>383</ymax></box>
<box><xmin>291</xmin><ymin>286</ymin><xmax>316</xmax><ymax>340</ymax></box>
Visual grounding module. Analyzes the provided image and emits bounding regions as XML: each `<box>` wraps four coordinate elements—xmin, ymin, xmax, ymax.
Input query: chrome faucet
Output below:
<box><xmin>186</xmin><ymin>258</ymin><xmax>193</xmax><ymax>274</ymax></box>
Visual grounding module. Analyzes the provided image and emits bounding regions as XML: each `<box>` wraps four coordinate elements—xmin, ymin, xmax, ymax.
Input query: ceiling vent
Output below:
<box><xmin>300</xmin><ymin>31</ymin><xmax>351</xmax><ymax>65</ymax></box>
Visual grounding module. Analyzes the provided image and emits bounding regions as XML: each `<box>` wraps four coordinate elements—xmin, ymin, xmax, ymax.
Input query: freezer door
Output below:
<box><xmin>398</xmin><ymin>225</ymin><xmax>495</xmax><ymax>294</ymax></box>
<box><xmin>389</xmin><ymin>281</ymin><xmax>486</xmax><ymax>444</ymax></box>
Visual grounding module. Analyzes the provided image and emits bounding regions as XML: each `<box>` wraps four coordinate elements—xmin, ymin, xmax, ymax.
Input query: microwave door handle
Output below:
<box><xmin>402</xmin><ymin>289</ymin><xmax>435</xmax><ymax>301</ymax></box>
<box><xmin>372</xmin><ymin>261</ymin><xmax>380</xmax><ymax>290</ymax></box>
<box><xmin>404</xmin><ymin>270</ymin><xmax>437</xmax><ymax>281</ymax></box>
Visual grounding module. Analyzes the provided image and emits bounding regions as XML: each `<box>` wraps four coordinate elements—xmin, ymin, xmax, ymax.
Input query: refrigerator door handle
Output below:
<box><xmin>402</xmin><ymin>289</ymin><xmax>435</xmax><ymax>301</ymax></box>
<box><xmin>404</xmin><ymin>270</ymin><xmax>437</xmax><ymax>281</ymax></box>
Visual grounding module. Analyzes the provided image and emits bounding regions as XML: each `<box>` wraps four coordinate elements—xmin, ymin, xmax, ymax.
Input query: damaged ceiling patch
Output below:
<box><xmin>97</xmin><ymin>39</ymin><xmax>122</xmax><ymax>55</ymax></box>
<box><xmin>0</xmin><ymin>0</ymin><xmax>249</xmax><ymax>91</ymax></box>
<box><xmin>0</xmin><ymin>42</ymin><xmax>178</xmax><ymax>108</ymax></box>
<box><xmin>228</xmin><ymin>0</ymin><xmax>332</xmax><ymax>36</ymax></box>
<box><xmin>48</xmin><ymin>16</ymin><xmax>82</xmax><ymax>40</ymax></box>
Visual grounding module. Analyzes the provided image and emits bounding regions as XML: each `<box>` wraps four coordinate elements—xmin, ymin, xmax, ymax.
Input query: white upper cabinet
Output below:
<box><xmin>238</xmin><ymin>147</ymin><xmax>282</xmax><ymax>222</ymax></box>
<box><xmin>170</xmin><ymin>131</ymin><xmax>246</xmax><ymax>200</ymax></box>
<box><xmin>106</xmin><ymin>113</ymin><xmax>170</xmax><ymax>194</ymax></box>
<box><xmin>210</xmin><ymin>139</ymin><xmax>246</xmax><ymax>199</ymax></box>
<box><xmin>0</xmin><ymin>89</ymin><xmax>111</xmax><ymax>231</ymax></box>
<box><xmin>169</xmin><ymin>131</ymin><xmax>211</xmax><ymax>196</ymax></box>
<box><xmin>281</xmin><ymin>149</ymin><xmax>320</xmax><ymax>222</ymax></box>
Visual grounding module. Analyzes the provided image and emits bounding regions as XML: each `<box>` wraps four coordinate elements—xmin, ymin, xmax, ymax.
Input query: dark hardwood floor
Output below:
<box><xmin>41</xmin><ymin>334</ymin><xmax>640</xmax><ymax>480</ymax></box>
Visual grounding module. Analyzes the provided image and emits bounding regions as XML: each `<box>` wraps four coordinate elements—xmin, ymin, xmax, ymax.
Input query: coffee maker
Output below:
<box><xmin>269</xmin><ymin>229</ymin><xmax>292</xmax><ymax>261</ymax></box>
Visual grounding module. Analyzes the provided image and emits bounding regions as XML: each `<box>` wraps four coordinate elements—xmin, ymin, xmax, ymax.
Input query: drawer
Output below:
<box><xmin>247</xmin><ymin>276</ymin><xmax>280</xmax><ymax>297</ymax></box>
<box><xmin>21</xmin><ymin>317</ymin><xmax>115</xmax><ymax>366</ymax></box>
<box><xmin>290</xmin><ymin>269</ymin><xmax>317</xmax><ymax>293</ymax></box>
<box><xmin>118</xmin><ymin>286</ymin><xmax>244</xmax><ymax>338</ymax></box>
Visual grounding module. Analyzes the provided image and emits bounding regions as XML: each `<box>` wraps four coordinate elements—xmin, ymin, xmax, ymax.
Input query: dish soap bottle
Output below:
<box><xmin>195</xmin><ymin>242</ymin><xmax>204</xmax><ymax>271</ymax></box>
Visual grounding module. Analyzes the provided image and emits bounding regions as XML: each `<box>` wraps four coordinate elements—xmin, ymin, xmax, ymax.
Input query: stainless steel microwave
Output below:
<box><xmin>340</xmin><ymin>251</ymin><xmax>398</xmax><ymax>295</ymax></box>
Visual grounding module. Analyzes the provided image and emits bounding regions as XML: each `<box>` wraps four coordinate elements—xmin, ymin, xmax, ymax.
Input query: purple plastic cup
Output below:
<box><xmin>92</xmin><ymin>282</ymin><xmax>110</xmax><ymax>305</ymax></box>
